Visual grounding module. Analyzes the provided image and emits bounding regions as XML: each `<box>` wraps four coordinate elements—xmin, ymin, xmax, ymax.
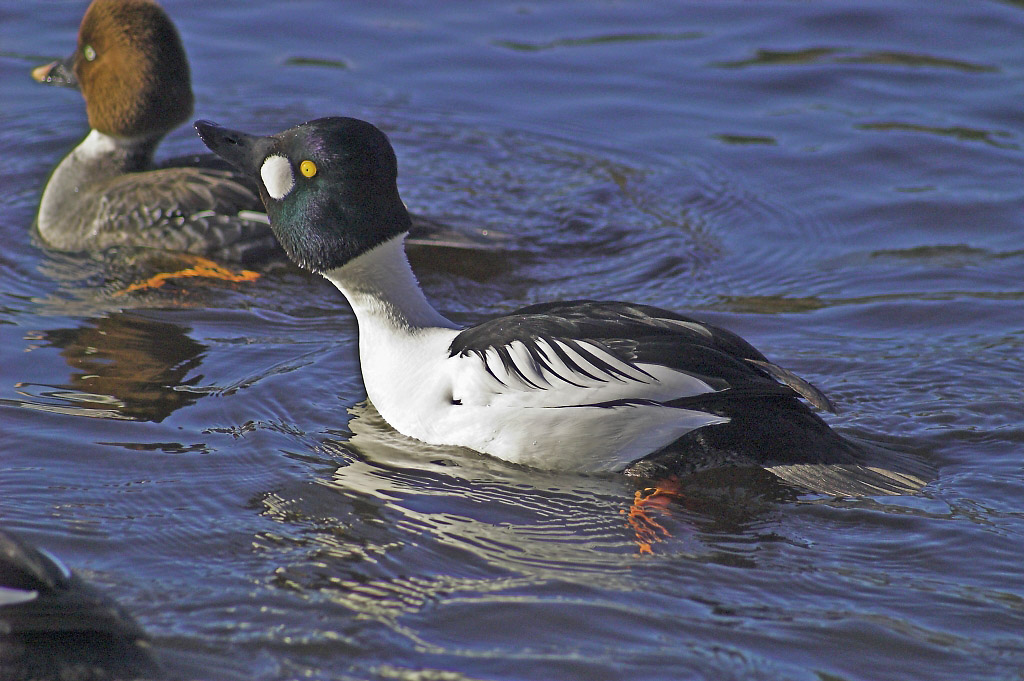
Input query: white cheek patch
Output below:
<box><xmin>260</xmin><ymin>155</ymin><xmax>295</xmax><ymax>200</ymax></box>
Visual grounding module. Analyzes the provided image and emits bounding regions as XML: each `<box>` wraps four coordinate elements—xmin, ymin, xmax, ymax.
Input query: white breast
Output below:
<box><xmin>323</xmin><ymin>236</ymin><xmax>728</xmax><ymax>473</ymax></box>
<box><xmin>360</xmin><ymin>332</ymin><xmax>727</xmax><ymax>472</ymax></box>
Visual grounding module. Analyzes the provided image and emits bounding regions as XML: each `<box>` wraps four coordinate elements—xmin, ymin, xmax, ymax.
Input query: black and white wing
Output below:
<box><xmin>448</xmin><ymin>299</ymin><xmax>833</xmax><ymax>411</ymax></box>
<box><xmin>447</xmin><ymin>300</ymin><xmax>930</xmax><ymax>493</ymax></box>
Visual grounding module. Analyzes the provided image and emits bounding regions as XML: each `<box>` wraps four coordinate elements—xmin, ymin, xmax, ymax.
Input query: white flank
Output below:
<box><xmin>322</xmin><ymin>234</ymin><xmax>730</xmax><ymax>473</ymax></box>
<box><xmin>260</xmin><ymin>155</ymin><xmax>295</xmax><ymax>200</ymax></box>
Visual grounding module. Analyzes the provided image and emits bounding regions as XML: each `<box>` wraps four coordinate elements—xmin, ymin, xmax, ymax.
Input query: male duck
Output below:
<box><xmin>195</xmin><ymin>116</ymin><xmax>932</xmax><ymax>496</ymax></box>
<box><xmin>0</xmin><ymin>530</ymin><xmax>159</xmax><ymax>680</ymax></box>
<box><xmin>33</xmin><ymin>0</ymin><xmax>493</xmax><ymax>263</ymax></box>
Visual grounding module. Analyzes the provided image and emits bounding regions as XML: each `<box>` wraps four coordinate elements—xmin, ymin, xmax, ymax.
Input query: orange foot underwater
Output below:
<box><xmin>622</xmin><ymin>478</ymin><xmax>684</xmax><ymax>555</ymax></box>
<box><xmin>115</xmin><ymin>255</ymin><xmax>260</xmax><ymax>296</ymax></box>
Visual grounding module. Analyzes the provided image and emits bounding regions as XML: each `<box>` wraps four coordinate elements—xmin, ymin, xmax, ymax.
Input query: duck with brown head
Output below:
<box><xmin>34</xmin><ymin>0</ymin><xmax>275</xmax><ymax>261</ymax></box>
<box><xmin>33</xmin><ymin>0</ymin><xmax>505</xmax><ymax>265</ymax></box>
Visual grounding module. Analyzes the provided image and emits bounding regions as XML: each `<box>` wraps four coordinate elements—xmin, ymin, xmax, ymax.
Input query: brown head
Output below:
<box><xmin>62</xmin><ymin>0</ymin><xmax>194</xmax><ymax>138</ymax></box>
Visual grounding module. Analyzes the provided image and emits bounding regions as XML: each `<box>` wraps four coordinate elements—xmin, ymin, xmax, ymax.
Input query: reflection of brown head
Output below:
<box><xmin>74</xmin><ymin>0</ymin><xmax>193</xmax><ymax>137</ymax></box>
<box><xmin>44</xmin><ymin>312</ymin><xmax>205</xmax><ymax>422</ymax></box>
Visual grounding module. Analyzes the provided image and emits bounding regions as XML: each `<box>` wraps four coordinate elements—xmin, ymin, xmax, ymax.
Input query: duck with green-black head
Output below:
<box><xmin>194</xmin><ymin>115</ymin><xmax>935</xmax><ymax>496</ymax></box>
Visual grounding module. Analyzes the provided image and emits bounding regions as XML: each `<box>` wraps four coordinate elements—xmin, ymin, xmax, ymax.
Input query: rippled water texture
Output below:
<box><xmin>2</xmin><ymin>1</ymin><xmax>1023</xmax><ymax>679</ymax></box>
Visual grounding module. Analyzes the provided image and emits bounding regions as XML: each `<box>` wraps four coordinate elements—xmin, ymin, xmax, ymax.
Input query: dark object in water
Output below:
<box><xmin>0</xmin><ymin>530</ymin><xmax>159</xmax><ymax>681</ymax></box>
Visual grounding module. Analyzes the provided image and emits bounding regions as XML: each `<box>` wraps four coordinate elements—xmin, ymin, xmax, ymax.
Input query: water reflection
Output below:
<box><xmin>856</xmin><ymin>122</ymin><xmax>1017</xmax><ymax>149</ymax></box>
<box><xmin>28</xmin><ymin>247</ymin><xmax>277</xmax><ymax>315</ymax></box>
<box><xmin>714</xmin><ymin>47</ymin><xmax>995</xmax><ymax>72</ymax></box>
<box><xmin>239</xmin><ymin>401</ymin><xmax>817</xmax><ymax>675</ymax></box>
<box><xmin>16</xmin><ymin>312</ymin><xmax>205</xmax><ymax>422</ymax></box>
<box><xmin>492</xmin><ymin>31</ymin><xmax>702</xmax><ymax>52</ymax></box>
<box><xmin>254</xmin><ymin>401</ymin><xmax>802</xmax><ymax>588</ymax></box>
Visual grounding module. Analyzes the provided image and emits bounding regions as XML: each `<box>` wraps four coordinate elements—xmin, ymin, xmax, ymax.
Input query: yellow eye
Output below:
<box><xmin>83</xmin><ymin>45</ymin><xmax>97</xmax><ymax>61</ymax></box>
<box><xmin>299</xmin><ymin>160</ymin><xmax>317</xmax><ymax>178</ymax></box>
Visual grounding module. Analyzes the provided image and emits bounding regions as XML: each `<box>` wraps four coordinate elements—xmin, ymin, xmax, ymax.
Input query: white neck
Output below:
<box><xmin>322</xmin><ymin>235</ymin><xmax>465</xmax><ymax>441</ymax></box>
<box><xmin>67</xmin><ymin>128</ymin><xmax>157</xmax><ymax>168</ymax></box>
<box><xmin>322</xmin><ymin>234</ymin><xmax>456</xmax><ymax>333</ymax></box>
<box><xmin>39</xmin><ymin>129</ymin><xmax>158</xmax><ymax>233</ymax></box>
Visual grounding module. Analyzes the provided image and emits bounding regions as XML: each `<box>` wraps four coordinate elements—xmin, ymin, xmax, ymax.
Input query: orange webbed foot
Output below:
<box><xmin>115</xmin><ymin>255</ymin><xmax>260</xmax><ymax>296</ymax></box>
<box><xmin>621</xmin><ymin>478</ymin><xmax>684</xmax><ymax>555</ymax></box>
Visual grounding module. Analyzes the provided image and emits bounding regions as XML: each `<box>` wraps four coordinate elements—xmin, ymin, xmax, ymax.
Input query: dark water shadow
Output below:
<box><xmin>9</xmin><ymin>311</ymin><xmax>206</xmax><ymax>422</ymax></box>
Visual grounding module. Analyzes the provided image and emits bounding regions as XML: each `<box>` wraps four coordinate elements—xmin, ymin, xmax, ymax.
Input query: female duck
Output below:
<box><xmin>33</xmin><ymin>0</ymin><xmax>277</xmax><ymax>261</ymax></box>
<box><xmin>195</xmin><ymin>116</ymin><xmax>932</xmax><ymax>496</ymax></box>
<box><xmin>34</xmin><ymin>0</ymin><xmax>493</xmax><ymax>262</ymax></box>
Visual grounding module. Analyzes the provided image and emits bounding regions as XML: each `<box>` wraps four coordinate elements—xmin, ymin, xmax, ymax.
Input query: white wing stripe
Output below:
<box><xmin>480</xmin><ymin>338</ymin><xmax>661</xmax><ymax>391</ymax></box>
<box><xmin>656</xmin><ymin>317</ymin><xmax>714</xmax><ymax>338</ymax></box>
<box><xmin>551</xmin><ymin>339</ymin><xmax>653</xmax><ymax>384</ymax></box>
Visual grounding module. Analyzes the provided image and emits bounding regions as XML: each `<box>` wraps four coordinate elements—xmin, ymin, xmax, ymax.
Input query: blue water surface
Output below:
<box><xmin>1</xmin><ymin>1</ymin><xmax>1023</xmax><ymax>679</ymax></box>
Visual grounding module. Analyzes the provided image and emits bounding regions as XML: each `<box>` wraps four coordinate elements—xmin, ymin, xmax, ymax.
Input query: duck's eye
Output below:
<box><xmin>83</xmin><ymin>45</ymin><xmax>97</xmax><ymax>62</ymax></box>
<box><xmin>300</xmin><ymin>160</ymin><xmax>317</xmax><ymax>178</ymax></box>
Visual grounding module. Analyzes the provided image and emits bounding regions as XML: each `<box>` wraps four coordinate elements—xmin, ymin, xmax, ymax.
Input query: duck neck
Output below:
<box><xmin>38</xmin><ymin>129</ymin><xmax>161</xmax><ymax>232</ymax></box>
<box><xmin>322</xmin><ymin>234</ymin><xmax>456</xmax><ymax>335</ymax></box>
